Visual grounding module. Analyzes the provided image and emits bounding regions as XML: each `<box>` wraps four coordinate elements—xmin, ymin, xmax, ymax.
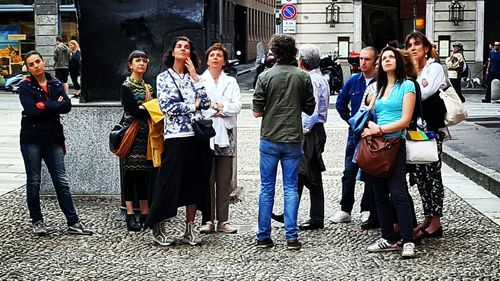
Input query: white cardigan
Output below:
<box><xmin>200</xmin><ymin>70</ymin><xmax>242</xmax><ymax>149</ymax></box>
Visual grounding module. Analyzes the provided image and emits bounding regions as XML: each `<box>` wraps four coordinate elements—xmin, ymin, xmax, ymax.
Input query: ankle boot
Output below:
<box><xmin>126</xmin><ymin>214</ymin><xmax>141</xmax><ymax>232</ymax></box>
<box><xmin>182</xmin><ymin>221</ymin><xmax>201</xmax><ymax>246</ymax></box>
<box><xmin>152</xmin><ymin>222</ymin><xmax>174</xmax><ymax>246</ymax></box>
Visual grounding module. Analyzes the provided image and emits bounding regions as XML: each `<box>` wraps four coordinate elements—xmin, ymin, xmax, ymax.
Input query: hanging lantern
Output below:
<box><xmin>449</xmin><ymin>0</ymin><xmax>465</xmax><ymax>26</ymax></box>
<box><xmin>325</xmin><ymin>0</ymin><xmax>340</xmax><ymax>28</ymax></box>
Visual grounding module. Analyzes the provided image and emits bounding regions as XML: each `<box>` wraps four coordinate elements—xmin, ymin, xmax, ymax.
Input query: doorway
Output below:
<box><xmin>362</xmin><ymin>0</ymin><xmax>425</xmax><ymax>51</ymax></box>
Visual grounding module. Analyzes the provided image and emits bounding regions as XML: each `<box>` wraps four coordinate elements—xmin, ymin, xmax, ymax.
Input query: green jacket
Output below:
<box><xmin>253</xmin><ymin>64</ymin><xmax>316</xmax><ymax>143</ymax></box>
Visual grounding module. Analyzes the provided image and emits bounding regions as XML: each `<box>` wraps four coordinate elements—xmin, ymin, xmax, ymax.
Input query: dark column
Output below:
<box><xmin>74</xmin><ymin>0</ymin><xmax>205</xmax><ymax>102</ymax></box>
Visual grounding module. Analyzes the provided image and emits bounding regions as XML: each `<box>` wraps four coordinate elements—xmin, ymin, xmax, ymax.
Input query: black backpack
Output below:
<box><xmin>460</xmin><ymin>59</ymin><xmax>469</xmax><ymax>78</ymax></box>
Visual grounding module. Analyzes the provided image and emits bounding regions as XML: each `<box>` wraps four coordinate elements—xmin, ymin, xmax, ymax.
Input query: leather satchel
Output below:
<box><xmin>356</xmin><ymin>136</ymin><xmax>401</xmax><ymax>178</ymax></box>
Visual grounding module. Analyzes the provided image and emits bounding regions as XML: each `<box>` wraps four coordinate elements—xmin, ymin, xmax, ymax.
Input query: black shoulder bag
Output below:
<box><xmin>167</xmin><ymin>70</ymin><xmax>215</xmax><ymax>140</ymax></box>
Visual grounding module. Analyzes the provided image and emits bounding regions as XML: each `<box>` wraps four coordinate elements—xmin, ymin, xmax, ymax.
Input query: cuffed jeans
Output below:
<box><xmin>257</xmin><ymin>139</ymin><xmax>302</xmax><ymax>241</ymax></box>
<box><xmin>21</xmin><ymin>143</ymin><xmax>79</xmax><ymax>225</ymax></box>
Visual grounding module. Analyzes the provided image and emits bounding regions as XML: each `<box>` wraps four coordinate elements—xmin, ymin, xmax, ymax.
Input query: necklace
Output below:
<box><xmin>128</xmin><ymin>76</ymin><xmax>145</xmax><ymax>87</ymax></box>
<box><xmin>172</xmin><ymin>69</ymin><xmax>186</xmax><ymax>79</ymax></box>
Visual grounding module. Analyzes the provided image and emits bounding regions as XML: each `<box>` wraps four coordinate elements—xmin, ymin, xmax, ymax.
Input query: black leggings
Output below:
<box><xmin>123</xmin><ymin>170</ymin><xmax>149</xmax><ymax>201</ymax></box>
<box><xmin>70</xmin><ymin>71</ymin><xmax>81</xmax><ymax>90</ymax></box>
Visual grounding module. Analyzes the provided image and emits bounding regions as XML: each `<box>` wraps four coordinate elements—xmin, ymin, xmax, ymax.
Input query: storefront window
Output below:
<box><xmin>60</xmin><ymin>11</ymin><xmax>78</xmax><ymax>42</ymax></box>
<box><xmin>0</xmin><ymin>12</ymin><xmax>34</xmax><ymax>75</ymax></box>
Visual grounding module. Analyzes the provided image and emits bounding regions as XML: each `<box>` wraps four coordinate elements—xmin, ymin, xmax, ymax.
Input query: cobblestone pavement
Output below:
<box><xmin>1</xmin><ymin>109</ymin><xmax>500</xmax><ymax>280</ymax></box>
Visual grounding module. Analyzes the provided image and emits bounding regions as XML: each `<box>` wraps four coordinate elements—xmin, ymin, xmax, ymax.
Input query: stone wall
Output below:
<box><xmin>34</xmin><ymin>0</ymin><xmax>58</xmax><ymax>70</ymax></box>
<box><xmin>41</xmin><ymin>103</ymin><xmax>122</xmax><ymax>195</ymax></box>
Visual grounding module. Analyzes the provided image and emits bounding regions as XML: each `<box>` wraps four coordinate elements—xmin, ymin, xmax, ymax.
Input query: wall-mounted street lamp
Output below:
<box><xmin>325</xmin><ymin>0</ymin><xmax>340</xmax><ymax>27</ymax></box>
<box><xmin>449</xmin><ymin>0</ymin><xmax>465</xmax><ymax>26</ymax></box>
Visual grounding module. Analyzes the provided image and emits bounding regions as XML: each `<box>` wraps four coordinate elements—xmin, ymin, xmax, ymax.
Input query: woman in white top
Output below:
<box><xmin>405</xmin><ymin>31</ymin><xmax>447</xmax><ymax>239</ymax></box>
<box><xmin>199</xmin><ymin>43</ymin><xmax>242</xmax><ymax>234</ymax></box>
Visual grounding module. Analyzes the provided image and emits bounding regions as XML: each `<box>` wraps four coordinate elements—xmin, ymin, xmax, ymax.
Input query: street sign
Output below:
<box><xmin>281</xmin><ymin>4</ymin><xmax>297</xmax><ymax>21</ymax></box>
<box><xmin>283</xmin><ymin>20</ymin><xmax>296</xmax><ymax>34</ymax></box>
<box><xmin>280</xmin><ymin>0</ymin><xmax>297</xmax><ymax>3</ymax></box>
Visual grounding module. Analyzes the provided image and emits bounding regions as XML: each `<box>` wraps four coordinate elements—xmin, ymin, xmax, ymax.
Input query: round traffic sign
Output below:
<box><xmin>281</xmin><ymin>4</ymin><xmax>297</xmax><ymax>21</ymax></box>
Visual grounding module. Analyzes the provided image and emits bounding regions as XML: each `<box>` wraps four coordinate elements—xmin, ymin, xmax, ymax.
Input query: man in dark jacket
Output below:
<box><xmin>54</xmin><ymin>36</ymin><xmax>71</xmax><ymax>94</ymax></box>
<box><xmin>253</xmin><ymin>35</ymin><xmax>315</xmax><ymax>250</ymax></box>
<box><xmin>330</xmin><ymin>47</ymin><xmax>379</xmax><ymax>229</ymax></box>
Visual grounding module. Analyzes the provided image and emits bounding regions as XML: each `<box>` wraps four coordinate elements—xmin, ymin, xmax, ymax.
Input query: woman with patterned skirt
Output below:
<box><xmin>120</xmin><ymin>50</ymin><xmax>154</xmax><ymax>231</ymax></box>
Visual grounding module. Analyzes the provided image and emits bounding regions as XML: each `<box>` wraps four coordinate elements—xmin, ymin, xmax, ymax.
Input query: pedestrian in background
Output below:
<box><xmin>483</xmin><ymin>40</ymin><xmax>500</xmax><ymax>103</ymax></box>
<box><xmin>362</xmin><ymin>46</ymin><xmax>416</xmax><ymax>258</ymax></box>
<box><xmin>330</xmin><ymin>47</ymin><xmax>378</xmax><ymax>229</ymax></box>
<box><xmin>18</xmin><ymin>51</ymin><xmax>93</xmax><ymax>236</ymax></box>
<box><xmin>118</xmin><ymin>50</ymin><xmax>154</xmax><ymax>232</ymax></box>
<box><xmin>253</xmin><ymin>35</ymin><xmax>316</xmax><ymax>250</ymax></box>
<box><xmin>445</xmin><ymin>41</ymin><xmax>466</xmax><ymax>102</ymax></box>
<box><xmin>146</xmin><ymin>36</ymin><xmax>212</xmax><ymax>247</ymax></box>
<box><xmin>53</xmin><ymin>36</ymin><xmax>70</xmax><ymax>94</ymax></box>
<box><xmin>199</xmin><ymin>43</ymin><xmax>242</xmax><ymax>234</ymax></box>
<box><xmin>406</xmin><ymin>31</ymin><xmax>447</xmax><ymax>240</ymax></box>
<box><xmin>68</xmin><ymin>40</ymin><xmax>81</xmax><ymax>98</ymax></box>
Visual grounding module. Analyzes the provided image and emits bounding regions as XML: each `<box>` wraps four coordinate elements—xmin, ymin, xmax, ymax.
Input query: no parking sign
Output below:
<box><xmin>281</xmin><ymin>4</ymin><xmax>297</xmax><ymax>21</ymax></box>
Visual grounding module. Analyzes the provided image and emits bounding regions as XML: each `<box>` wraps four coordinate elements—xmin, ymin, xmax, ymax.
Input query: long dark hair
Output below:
<box><xmin>163</xmin><ymin>36</ymin><xmax>199</xmax><ymax>73</ymax></box>
<box><xmin>24</xmin><ymin>50</ymin><xmax>44</xmax><ymax>63</ymax></box>
<box><xmin>377</xmin><ymin>46</ymin><xmax>407</xmax><ymax>97</ymax></box>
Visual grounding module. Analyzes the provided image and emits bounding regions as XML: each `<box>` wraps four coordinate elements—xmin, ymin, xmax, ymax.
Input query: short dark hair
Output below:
<box><xmin>56</xmin><ymin>36</ymin><xmax>63</xmax><ymax>43</ymax></box>
<box><xmin>127</xmin><ymin>50</ymin><xmax>149</xmax><ymax>73</ymax></box>
<box><xmin>404</xmin><ymin>31</ymin><xmax>433</xmax><ymax>59</ymax></box>
<box><xmin>269</xmin><ymin>35</ymin><xmax>297</xmax><ymax>65</ymax></box>
<box><xmin>377</xmin><ymin>46</ymin><xmax>408</xmax><ymax>97</ymax></box>
<box><xmin>204</xmin><ymin>43</ymin><xmax>229</xmax><ymax>64</ymax></box>
<box><xmin>24</xmin><ymin>50</ymin><xmax>44</xmax><ymax>63</ymax></box>
<box><xmin>163</xmin><ymin>36</ymin><xmax>199</xmax><ymax>72</ymax></box>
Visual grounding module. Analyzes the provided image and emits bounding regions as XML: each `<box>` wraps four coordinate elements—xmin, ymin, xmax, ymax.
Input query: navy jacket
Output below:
<box><xmin>336</xmin><ymin>73</ymin><xmax>375</xmax><ymax>123</ymax></box>
<box><xmin>18</xmin><ymin>73</ymin><xmax>71</xmax><ymax>144</ymax></box>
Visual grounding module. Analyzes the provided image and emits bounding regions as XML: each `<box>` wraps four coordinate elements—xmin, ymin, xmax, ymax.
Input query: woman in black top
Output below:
<box><xmin>119</xmin><ymin>50</ymin><xmax>155</xmax><ymax>231</ymax></box>
<box><xmin>68</xmin><ymin>40</ymin><xmax>81</xmax><ymax>98</ymax></box>
<box><xmin>18</xmin><ymin>50</ymin><xmax>92</xmax><ymax>236</ymax></box>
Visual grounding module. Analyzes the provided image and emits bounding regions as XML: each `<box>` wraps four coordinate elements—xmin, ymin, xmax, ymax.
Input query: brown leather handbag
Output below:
<box><xmin>356</xmin><ymin>136</ymin><xmax>402</xmax><ymax>178</ymax></box>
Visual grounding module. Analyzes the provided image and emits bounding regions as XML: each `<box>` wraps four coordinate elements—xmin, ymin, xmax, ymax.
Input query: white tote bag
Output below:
<box><xmin>406</xmin><ymin>138</ymin><xmax>439</xmax><ymax>164</ymax></box>
<box><xmin>439</xmin><ymin>86</ymin><xmax>468</xmax><ymax>126</ymax></box>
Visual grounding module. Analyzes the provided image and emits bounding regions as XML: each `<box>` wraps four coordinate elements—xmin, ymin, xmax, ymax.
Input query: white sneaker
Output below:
<box><xmin>402</xmin><ymin>242</ymin><xmax>416</xmax><ymax>258</ymax></box>
<box><xmin>360</xmin><ymin>211</ymin><xmax>370</xmax><ymax>223</ymax></box>
<box><xmin>328</xmin><ymin>211</ymin><xmax>352</xmax><ymax>223</ymax></box>
<box><xmin>367</xmin><ymin>238</ymin><xmax>398</xmax><ymax>252</ymax></box>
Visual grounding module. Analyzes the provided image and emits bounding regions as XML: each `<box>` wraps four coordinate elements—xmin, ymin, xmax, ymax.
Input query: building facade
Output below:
<box><xmin>289</xmin><ymin>0</ymin><xmax>496</xmax><ymax>79</ymax></box>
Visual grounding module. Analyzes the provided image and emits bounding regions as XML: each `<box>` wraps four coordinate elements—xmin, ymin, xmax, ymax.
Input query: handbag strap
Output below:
<box><xmin>167</xmin><ymin>69</ymin><xmax>185</xmax><ymax>102</ymax></box>
<box><xmin>407</xmin><ymin>78</ymin><xmax>427</xmax><ymax>131</ymax></box>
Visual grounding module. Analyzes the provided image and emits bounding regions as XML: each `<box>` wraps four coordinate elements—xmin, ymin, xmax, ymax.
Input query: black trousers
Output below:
<box><xmin>298</xmin><ymin>174</ymin><xmax>324</xmax><ymax>223</ymax></box>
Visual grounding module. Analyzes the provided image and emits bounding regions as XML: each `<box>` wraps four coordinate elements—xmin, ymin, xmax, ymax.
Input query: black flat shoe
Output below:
<box><xmin>271</xmin><ymin>213</ymin><xmax>284</xmax><ymax>223</ymax></box>
<box><xmin>482</xmin><ymin>99</ymin><xmax>491</xmax><ymax>103</ymax></box>
<box><xmin>360</xmin><ymin>217</ymin><xmax>380</xmax><ymax>230</ymax></box>
<box><xmin>299</xmin><ymin>220</ymin><xmax>324</xmax><ymax>230</ymax></box>
<box><xmin>423</xmin><ymin>227</ymin><xmax>443</xmax><ymax>238</ymax></box>
<box><xmin>126</xmin><ymin>214</ymin><xmax>141</xmax><ymax>232</ymax></box>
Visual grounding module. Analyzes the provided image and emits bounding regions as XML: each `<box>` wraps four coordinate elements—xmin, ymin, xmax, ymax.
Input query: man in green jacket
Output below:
<box><xmin>253</xmin><ymin>34</ymin><xmax>316</xmax><ymax>251</ymax></box>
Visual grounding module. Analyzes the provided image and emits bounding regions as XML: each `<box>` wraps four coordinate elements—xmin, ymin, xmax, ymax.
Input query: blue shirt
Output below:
<box><xmin>489</xmin><ymin>50</ymin><xmax>500</xmax><ymax>74</ymax></box>
<box><xmin>302</xmin><ymin>69</ymin><xmax>330</xmax><ymax>133</ymax></box>
<box><xmin>336</xmin><ymin>73</ymin><xmax>375</xmax><ymax>123</ymax></box>
<box><xmin>374</xmin><ymin>80</ymin><xmax>415</xmax><ymax>138</ymax></box>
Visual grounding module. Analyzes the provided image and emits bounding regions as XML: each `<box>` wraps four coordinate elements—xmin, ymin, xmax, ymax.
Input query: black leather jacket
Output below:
<box><xmin>18</xmin><ymin>73</ymin><xmax>71</xmax><ymax>144</ymax></box>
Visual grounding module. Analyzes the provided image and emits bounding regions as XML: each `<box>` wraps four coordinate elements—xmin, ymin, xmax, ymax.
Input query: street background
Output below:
<box><xmin>0</xmin><ymin>67</ymin><xmax>499</xmax><ymax>279</ymax></box>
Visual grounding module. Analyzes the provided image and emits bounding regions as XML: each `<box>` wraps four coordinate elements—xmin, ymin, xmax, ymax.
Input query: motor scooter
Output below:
<box><xmin>319</xmin><ymin>51</ymin><xmax>343</xmax><ymax>95</ymax></box>
<box><xmin>348</xmin><ymin>51</ymin><xmax>361</xmax><ymax>74</ymax></box>
<box><xmin>224</xmin><ymin>50</ymin><xmax>241</xmax><ymax>78</ymax></box>
<box><xmin>253</xmin><ymin>51</ymin><xmax>275</xmax><ymax>88</ymax></box>
<box><xmin>4</xmin><ymin>72</ymin><xmax>26</xmax><ymax>94</ymax></box>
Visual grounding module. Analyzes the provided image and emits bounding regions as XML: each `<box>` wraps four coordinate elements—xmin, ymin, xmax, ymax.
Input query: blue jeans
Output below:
<box><xmin>257</xmin><ymin>139</ymin><xmax>302</xmax><ymax>241</ymax></box>
<box><xmin>20</xmin><ymin>143</ymin><xmax>79</xmax><ymax>225</ymax></box>
<box><xmin>371</xmin><ymin>142</ymin><xmax>414</xmax><ymax>243</ymax></box>
<box><xmin>340</xmin><ymin>132</ymin><xmax>371</xmax><ymax>213</ymax></box>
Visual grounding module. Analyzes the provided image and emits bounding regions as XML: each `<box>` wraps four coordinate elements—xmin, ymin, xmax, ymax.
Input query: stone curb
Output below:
<box><xmin>442</xmin><ymin>145</ymin><xmax>500</xmax><ymax>198</ymax></box>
